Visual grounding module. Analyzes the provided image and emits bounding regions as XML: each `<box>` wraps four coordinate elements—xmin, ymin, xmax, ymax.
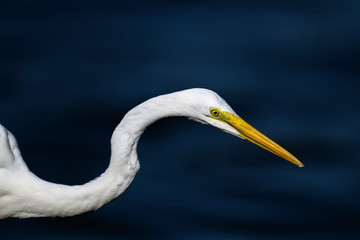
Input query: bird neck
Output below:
<box><xmin>10</xmin><ymin>92</ymin><xmax>184</xmax><ymax>218</ymax></box>
<box><xmin>109</xmin><ymin>92</ymin><xmax>183</xmax><ymax>176</ymax></box>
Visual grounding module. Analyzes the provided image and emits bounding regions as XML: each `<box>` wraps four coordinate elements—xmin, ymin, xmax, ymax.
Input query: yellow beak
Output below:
<box><xmin>224</xmin><ymin>112</ymin><xmax>304</xmax><ymax>167</ymax></box>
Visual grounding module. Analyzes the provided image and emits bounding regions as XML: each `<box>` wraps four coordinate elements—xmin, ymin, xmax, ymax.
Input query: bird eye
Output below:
<box><xmin>210</xmin><ymin>108</ymin><xmax>221</xmax><ymax>117</ymax></box>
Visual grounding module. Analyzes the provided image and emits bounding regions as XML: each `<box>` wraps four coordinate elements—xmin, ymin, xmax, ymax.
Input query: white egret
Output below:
<box><xmin>0</xmin><ymin>88</ymin><xmax>303</xmax><ymax>219</ymax></box>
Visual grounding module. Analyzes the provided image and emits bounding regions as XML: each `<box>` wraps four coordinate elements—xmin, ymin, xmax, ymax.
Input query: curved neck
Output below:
<box><xmin>9</xmin><ymin>92</ymin><xmax>185</xmax><ymax>218</ymax></box>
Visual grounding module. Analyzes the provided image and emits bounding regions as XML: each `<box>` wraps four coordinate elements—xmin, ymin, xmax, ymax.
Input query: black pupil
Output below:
<box><xmin>213</xmin><ymin>110</ymin><xmax>218</xmax><ymax>116</ymax></box>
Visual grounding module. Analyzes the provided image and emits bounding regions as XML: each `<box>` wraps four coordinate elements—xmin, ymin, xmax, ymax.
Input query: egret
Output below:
<box><xmin>0</xmin><ymin>88</ymin><xmax>303</xmax><ymax>219</ymax></box>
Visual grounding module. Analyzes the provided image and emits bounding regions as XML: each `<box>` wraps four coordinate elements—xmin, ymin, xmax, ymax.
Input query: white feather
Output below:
<box><xmin>0</xmin><ymin>89</ymin><xmax>241</xmax><ymax>219</ymax></box>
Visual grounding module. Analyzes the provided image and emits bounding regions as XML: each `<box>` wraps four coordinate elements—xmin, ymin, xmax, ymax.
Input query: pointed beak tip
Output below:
<box><xmin>224</xmin><ymin>112</ymin><xmax>305</xmax><ymax>168</ymax></box>
<box><xmin>290</xmin><ymin>156</ymin><xmax>304</xmax><ymax>168</ymax></box>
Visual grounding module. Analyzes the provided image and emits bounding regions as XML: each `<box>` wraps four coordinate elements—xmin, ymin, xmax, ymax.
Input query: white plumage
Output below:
<box><xmin>0</xmin><ymin>88</ymin><xmax>302</xmax><ymax>219</ymax></box>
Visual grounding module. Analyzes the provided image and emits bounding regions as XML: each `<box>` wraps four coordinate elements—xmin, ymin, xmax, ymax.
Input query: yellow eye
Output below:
<box><xmin>210</xmin><ymin>108</ymin><xmax>221</xmax><ymax>117</ymax></box>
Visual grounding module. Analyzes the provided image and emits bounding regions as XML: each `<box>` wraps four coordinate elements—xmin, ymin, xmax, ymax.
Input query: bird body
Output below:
<box><xmin>0</xmin><ymin>89</ymin><xmax>303</xmax><ymax>219</ymax></box>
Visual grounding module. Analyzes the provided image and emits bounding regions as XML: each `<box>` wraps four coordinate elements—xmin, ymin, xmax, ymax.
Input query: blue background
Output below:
<box><xmin>1</xmin><ymin>1</ymin><xmax>360</xmax><ymax>239</ymax></box>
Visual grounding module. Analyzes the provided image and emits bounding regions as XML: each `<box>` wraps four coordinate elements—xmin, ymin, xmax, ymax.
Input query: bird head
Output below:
<box><xmin>181</xmin><ymin>89</ymin><xmax>304</xmax><ymax>167</ymax></box>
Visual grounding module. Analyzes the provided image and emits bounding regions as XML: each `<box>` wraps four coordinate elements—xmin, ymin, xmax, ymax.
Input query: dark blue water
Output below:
<box><xmin>1</xmin><ymin>1</ymin><xmax>359</xmax><ymax>239</ymax></box>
